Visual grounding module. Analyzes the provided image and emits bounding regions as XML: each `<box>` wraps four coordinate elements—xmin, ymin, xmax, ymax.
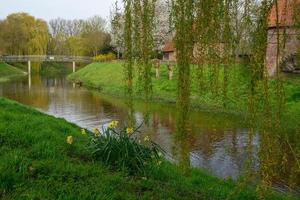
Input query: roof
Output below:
<box><xmin>161</xmin><ymin>41</ymin><xmax>175</xmax><ymax>52</ymax></box>
<box><xmin>268</xmin><ymin>0</ymin><xmax>300</xmax><ymax>28</ymax></box>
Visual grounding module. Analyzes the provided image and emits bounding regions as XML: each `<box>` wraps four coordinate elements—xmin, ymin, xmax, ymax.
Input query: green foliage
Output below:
<box><xmin>0</xmin><ymin>13</ymin><xmax>48</xmax><ymax>55</ymax></box>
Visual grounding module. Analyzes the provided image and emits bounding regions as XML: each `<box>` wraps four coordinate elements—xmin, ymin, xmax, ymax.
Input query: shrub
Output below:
<box><xmin>93</xmin><ymin>53</ymin><xmax>116</xmax><ymax>62</ymax></box>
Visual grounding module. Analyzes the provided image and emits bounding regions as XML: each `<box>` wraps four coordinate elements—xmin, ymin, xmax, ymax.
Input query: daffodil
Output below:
<box><xmin>108</xmin><ymin>120</ymin><xmax>118</xmax><ymax>129</ymax></box>
<box><xmin>144</xmin><ymin>135</ymin><xmax>150</xmax><ymax>142</ymax></box>
<box><xmin>66</xmin><ymin>136</ymin><xmax>73</xmax><ymax>145</ymax></box>
<box><xmin>126</xmin><ymin>127</ymin><xmax>134</xmax><ymax>135</ymax></box>
<box><xmin>81</xmin><ymin>129</ymin><xmax>87</xmax><ymax>135</ymax></box>
<box><xmin>93</xmin><ymin>128</ymin><xmax>100</xmax><ymax>137</ymax></box>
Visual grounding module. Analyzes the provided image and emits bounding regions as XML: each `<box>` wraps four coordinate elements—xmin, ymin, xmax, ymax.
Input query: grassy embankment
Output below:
<box><xmin>68</xmin><ymin>62</ymin><xmax>300</xmax><ymax>124</ymax></box>
<box><xmin>68</xmin><ymin>62</ymin><xmax>243</xmax><ymax>110</ymax></box>
<box><xmin>0</xmin><ymin>62</ymin><xmax>26</xmax><ymax>82</ymax></box>
<box><xmin>0</xmin><ymin>98</ymin><xmax>296</xmax><ymax>200</ymax></box>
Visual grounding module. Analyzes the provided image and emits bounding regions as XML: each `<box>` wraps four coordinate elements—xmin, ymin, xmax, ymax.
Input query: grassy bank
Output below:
<box><xmin>0</xmin><ymin>62</ymin><xmax>26</xmax><ymax>82</ymax></box>
<box><xmin>67</xmin><ymin>62</ymin><xmax>236</xmax><ymax>110</ymax></box>
<box><xmin>0</xmin><ymin>98</ymin><xmax>295</xmax><ymax>199</ymax></box>
<box><xmin>68</xmin><ymin>62</ymin><xmax>300</xmax><ymax>120</ymax></box>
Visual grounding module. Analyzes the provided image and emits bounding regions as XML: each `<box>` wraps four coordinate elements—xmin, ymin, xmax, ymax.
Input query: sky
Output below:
<box><xmin>1</xmin><ymin>0</ymin><xmax>120</xmax><ymax>21</ymax></box>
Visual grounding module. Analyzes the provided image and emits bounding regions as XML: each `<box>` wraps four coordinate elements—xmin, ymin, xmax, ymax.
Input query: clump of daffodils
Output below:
<box><xmin>66</xmin><ymin>136</ymin><xmax>73</xmax><ymax>145</ymax></box>
<box><xmin>65</xmin><ymin>120</ymin><xmax>165</xmax><ymax>175</ymax></box>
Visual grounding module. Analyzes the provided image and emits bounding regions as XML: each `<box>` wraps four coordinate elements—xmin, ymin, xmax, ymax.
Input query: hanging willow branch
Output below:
<box><xmin>171</xmin><ymin>0</ymin><xmax>194</xmax><ymax>171</ymax></box>
<box><xmin>132</xmin><ymin>0</ymin><xmax>143</xmax><ymax>93</ymax></box>
<box><xmin>123</xmin><ymin>0</ymin><xmax>135</xmax><ymax>127</ymax></box>
<box><xmin>140</xmin><ymin>0</ymin><xmax>156</xmax><ymax>102</ymax></box>
<box><xmin>124</xmin><ymin>0</ymin><xmax>134</xmax><ymax>96</ymax></box>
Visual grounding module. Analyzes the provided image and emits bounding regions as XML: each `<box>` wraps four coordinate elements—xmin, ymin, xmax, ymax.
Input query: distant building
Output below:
<box><xmin>266</xmin><ymin>0</ymin><xmax>300</xmax><ymax>75</ymax></box>
<box><xmin>161</xmin><ymin>41</ymin><xmax>176</xmax><ymax>62</ymax></box>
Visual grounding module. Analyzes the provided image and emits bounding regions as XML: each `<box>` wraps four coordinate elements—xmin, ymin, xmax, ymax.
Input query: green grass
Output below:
<box><xmin>0</xmin><ymin>98</ymin><xmax>296</xmax><ymax>199</ymax></box>
<box><xmin>0</xmin><ymin>62</ymin><xmax>26</xmax><ymax>82</ymax></box>
<box><xmin>68</xmin><ymin>62</ymin><xmax>125</xmax><ymax>95</ymax></box>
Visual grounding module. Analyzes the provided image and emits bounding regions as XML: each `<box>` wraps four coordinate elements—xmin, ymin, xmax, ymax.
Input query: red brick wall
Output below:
<box><xmin>268</xmin><ymin>0</ymin><xmax>300</xmax><ymax>28</ymax></box>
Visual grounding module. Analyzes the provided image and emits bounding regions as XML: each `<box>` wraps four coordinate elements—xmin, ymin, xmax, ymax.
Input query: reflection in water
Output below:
<box><xmin>28</xmin><ymin>74</ymin><xmax>31</xmax><ymax>90</ymax></box>
<box><xmin>0</xmin><ymin>74</ymin><xmax>298</xmax><ymax>193</ymax></box>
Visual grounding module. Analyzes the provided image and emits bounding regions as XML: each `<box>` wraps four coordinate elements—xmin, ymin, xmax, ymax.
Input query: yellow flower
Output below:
<box><xmin>157</xmin><ymin>161</ymin><xmax>162</xmax><ymax>166</ymax></box>
<box><xmin>108</xmin><ymin>120</ymin><xmax>119</xmax><ymax>129</ymax></box>
<box><xmin>66</xmin><ymin>136</ymin><xmax>73</xmax><ymax>145</ymax></box>
<box><xmin>81</xmin><ymin>129</ymin><xmax>87</xmax><ymax>135</ymax></box>
<box><xmin>126</xmin><ymin>127</ymin><xmax>134</xmax><ymax>135</ymax></box>
<box><xmin>144</xmin><ymin>136</ymin><xmax>150</xmax><ymax>142</ymax></box>
<box><xmin>93</xmin><ymin>128</ymin><xmax>100</xmax><ymax>137</ymax></box>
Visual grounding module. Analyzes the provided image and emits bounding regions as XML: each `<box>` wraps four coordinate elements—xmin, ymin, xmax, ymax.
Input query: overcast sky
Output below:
<box><xmin>1</xmin><ymin>0</ymin><xmax>120</xmax><ymax>21</ymax></box>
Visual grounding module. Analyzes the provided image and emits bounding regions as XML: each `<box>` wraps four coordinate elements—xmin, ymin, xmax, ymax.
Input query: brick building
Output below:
<box><xmin>266</xmin><ymin>0</ymin><xmax>300</xmax><ymax>75</ymax></box>
<box><xmin>161</xmin><ymin>41</ymin><xmax>176</xmax><ymax>62</ymax></box>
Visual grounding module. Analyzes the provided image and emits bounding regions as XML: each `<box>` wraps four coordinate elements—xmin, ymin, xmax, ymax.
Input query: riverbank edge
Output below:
<box><xmin>0</xmin><ymin>62</ymin><xmax>27</xmax><ymax>83</ymax></box>
<box><xmin>0</xmin><ymin>98</ymin><xmax>295</xmax><ymax>199</ymax></box>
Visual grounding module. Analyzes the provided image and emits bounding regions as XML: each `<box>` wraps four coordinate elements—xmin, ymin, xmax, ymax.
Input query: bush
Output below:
<box><xmin>93</xmin><ymin>53</ymin><xmax>116</xmax><ymax>62</ymax></box>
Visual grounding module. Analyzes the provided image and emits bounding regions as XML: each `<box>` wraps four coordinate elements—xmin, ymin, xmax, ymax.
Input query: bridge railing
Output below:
<box><xmin>0</xmin><ymin>55</ymin><xmax>93</xmax><ymax>63</ymax></box>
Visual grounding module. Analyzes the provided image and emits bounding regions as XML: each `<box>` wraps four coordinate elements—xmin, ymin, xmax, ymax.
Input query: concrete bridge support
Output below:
<box><xmin>28</xmin><ymin>60</ymin><xmax>31</xmax><ymax>75</ymax></box>
<box><xmin>72</xmin><ymin>61</ymin><xmax>76</xmax><ymax>73</ymax></box>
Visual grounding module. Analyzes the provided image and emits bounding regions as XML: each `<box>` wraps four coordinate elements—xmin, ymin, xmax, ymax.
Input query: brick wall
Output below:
<box><xmin>266</xmin><ymin>28</ymin><xmax>300</xmax><ymax>75</ymax></box>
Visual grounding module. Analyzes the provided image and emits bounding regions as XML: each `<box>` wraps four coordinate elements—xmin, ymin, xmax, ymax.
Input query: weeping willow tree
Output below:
<box><xmin>0</xmin><ymin>13</ymin><xmax>49</xmax><ymax>73</ymax></box>
<box><xmin>171</xmin><ymin>0</ymin><xmax>194</xmax><ymax>172</ymax></box>
<box><xmin>28</xmin><ymin>19</ymin><xmax>49</xmax><ymax>73</ymax></box>
<box><xmin>247</xmin><ymin>0</ymin><xmax>300</xmax><ymax>196</ymax></box>
<box><xmin>123</xmin><ymin>0</ymin><xmax>135</xmax><ymax>127</ymax></box>
<box><xmin>132</xmin><ymin>0</ymin><xmax>143</xmax><ymax>94</ymax></box>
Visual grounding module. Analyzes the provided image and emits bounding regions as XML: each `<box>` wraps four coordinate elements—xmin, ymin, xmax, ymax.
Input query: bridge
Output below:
<box><xmin>0</xmin><ymin>55</ymin><xmax>93</xmax><ymax>74</ymax></box>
